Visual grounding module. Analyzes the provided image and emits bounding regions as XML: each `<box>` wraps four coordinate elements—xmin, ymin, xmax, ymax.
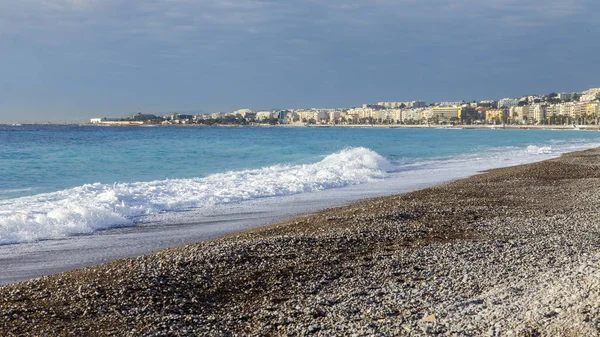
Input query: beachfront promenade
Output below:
<box><xmin>1</xmin><ymin>148</ymin><xmax>600</xmax><ymax>335</ymax></box>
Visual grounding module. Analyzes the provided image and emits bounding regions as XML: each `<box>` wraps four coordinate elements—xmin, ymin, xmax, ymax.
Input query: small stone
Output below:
<box><xmin>423</xmin><ymin>314</ymin><xmax>436</xmax><ymax>322</ymax></box>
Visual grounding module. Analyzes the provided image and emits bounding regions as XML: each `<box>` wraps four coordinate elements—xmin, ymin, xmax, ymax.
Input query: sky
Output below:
<box><xmin>1</xmin><ymin>0</ymin><xmax>599</xmax><ymax>123</ymax></box>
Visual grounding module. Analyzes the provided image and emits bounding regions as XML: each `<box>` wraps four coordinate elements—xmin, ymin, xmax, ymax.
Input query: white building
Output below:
<box><xmin>436</xmin><ymin>101</ymin><xmax>462</xmax><ymax>108</ymax></box>
<box><xmin>255</xmin><ymin>111</ymin><xmax>274</xmax><ymax>121</ymax></box>
<box><xmin>546</xmin><ymin>104</ymin><xmax>562</xmax><ymax>117</ymax></box>
<box><xmin>558</xmin><ymin>92</ymin><xmax>574</xmax><ymax>101</ymax></box>
<box><xmin>390</xmin><ymin>109</ymin><xmax>403</xmax><ymax>123</ymax></box>
<box><xmin>373</xmin><ymin>109</ymin><xmax>393</xmax><ymax>121</ymax></box>
<box><xmin>478</xmin><ymin>100</ymin><xmax>498</xmax><ymax>108</ymax></box>
<box><xmin>401</xmin><ymin>109</ymin><xmax>422</xmax><ymax>123</ymax></box>
<box><xmin>297</xmin><ymin>109</ymin><xmax>330</xmax><ymax>123</ymax></box>
<box><xmin>90</xmin><ymin>117</ymin><xmax>119</xmax><ymax>124</ymax></box>
<box><xmin>347</xmin><ymin>107</ymin><xmax>375</xmax><ymax>119</ymax></box>
<box><xmin>531</xmin><ymin>104</ymin><xmax>547</xmax><ymax>124</ymax></box>
<box><xmin>378</xmin><ymin>102</ymin><xmax>403</xmax><ymax>109</ymax></box>
<box><xmin>232</xmin><ymin>109</ymin><xmax>256</xmax><ymax>118</ymax></box>
<box><xmin>498</xmin><ymin>98</ymin><xmax>519</xmax><ymax>108</ymax></box>
<box><xmin>329</xmin><ymin>111</ymin><xmax>342</xmax><ymax>123</ymax></box>
<box><xmin>580</xmin><ymin>88</ymin><xmax>600</xmax><ymax>102</ymax></box>
<box><xmin>377</xmin><ymin>101</ymin><xmax>426</xmax><ymax>109</ymax></box>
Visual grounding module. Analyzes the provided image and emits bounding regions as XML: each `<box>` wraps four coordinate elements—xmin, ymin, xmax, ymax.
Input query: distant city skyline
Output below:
<box><xmin>1</xmin><ymin>0</ymin><xmax>599</xmax><ymax>123</ymax></box>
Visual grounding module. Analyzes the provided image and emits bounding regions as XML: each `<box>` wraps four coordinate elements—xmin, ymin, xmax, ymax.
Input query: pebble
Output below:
<box><xmin>2</xmin><ymin>150</ymin><xmax>600</xmax><ymax>336</ymax></box>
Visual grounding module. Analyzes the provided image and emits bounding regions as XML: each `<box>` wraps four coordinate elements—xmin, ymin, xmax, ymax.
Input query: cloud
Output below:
<box><xmin>0</xmin><ymin>0</ymin><xmax>597</xmax><ymax>68</ymax></box>
<box><xmin>1</xmin><ymin>0</ymin><xmax>589</xmax><ymax>43</ymax></box>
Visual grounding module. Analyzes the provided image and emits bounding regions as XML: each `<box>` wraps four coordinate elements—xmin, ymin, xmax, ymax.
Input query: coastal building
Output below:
<box><xmin>436</xmin><ymin>102</ymin><xmax>462</xmax><ymax>108</ymax></box>
<box><xmin>478</xmin><ymin>100</ymin><xmax>498</xmax><ymax>109</ymax></box>
<box><xmin>284</xmin><ymin>111</ymin><xmax>300</xmax><ymax>123</ymax></box>
<box><xmin>430</xmin><ymin>107</ymin><xmax>461</xmax><ymax>122</ymax></box>
<box><xmin>92</xmin><ymin>119</ymin><xmax>144</xmax><ymax>125</ymax></box>
<box><xmin>347</xmin><ymin>107</ymin><xmax>376</xmax><ymax>120</ymax></box>
<box><xmin>233</xmin><ymin>109</ymin><xmax>256</xmax><ymax>118</ymax></box>
<box><xmin>401</xmin><ymin>109</ymin><xmax>422</xmax><ymax>123</ymax></box>
<box><xmin>564</xmin><ymin>103</ymin><xmax>574</xmax><ymax>117</ymax></box>
<box><xmin>297</xmin><ymin>109</ymin><xmax>330</xmax><ymax>123</ymax></box>
<box><xmin>526</xmin><ymin>96</ymin><xmax>543</xmax><ymax>104</ymax></box>
<box><xmin>328</xmin><ymin>111</ymin><xmax>342</xmax><ymax>123</ymax></box>
<box><xmin>244</xmin><ymin>111</ymin><xmax>257</xmax><ymax>120</ymax></box>
<box><xmin>558</xmin><ymin>92</ymin><xmax>574</xmax><ymax>101</ymax></box>
<box><xmin>296</xmin><ymin>110</ymin><xmax>310</xmax><ymax>122</ymax></box>
<box><xmin>343</xmin><ymin>111</ymin><xmax>359</xmax><ymax>123</ymax></box>
<box><xmin>376</xmin><ymin>109</ymin><xmax>394</xmax><ymax>122</ymax></box>
<box><xmin>498</xmin><ymin>98</ymin><xmax>519</xmax><ymax>108</ymax></box>
<box><xmin>255</xmin><ymin>111</ymin><xmax>274</xmax><ymax>121</ymax></box>
<box><xmin>546</xmin><ymin>104</ymin><xmax>562</xmax><ymax>117</ymax></box>
<box><xmin>560</xmin><ymin>102</ymin><xmax>587</xmax><ymax>124</ymax></box>
<box><xmin>560</xmin><ymin>102</ymin><xmax>587</xmax><ymax>119</ymax></box>
<box><xmin>586</xmin><ymin>103</ymin><xmax>599</xmax><ymax>122</ymax></box>
<box><xmin>572</xmin><ymin>102</ymin><xmax>588</xmax><ymax>118</ymax></box>
<box><xmin>410</xmin><ymin>101</ymin><xmax>427</xmax><ymax>108</ymax></box>
<box><xmin>580</xmin><ymin>88</ymin><xmax>600</xmax><ymax>102</ymax></box>
<box><xmin>531</xmin><ymin>104</ymin><xmax>547</xmax><ymax>124</ymax></box>
<box><xmin>90</xmin><ymin>117</ymin><xmax>119</xmax><ymax>124</ymax></box>
<box><xmin>511</xmin><ymin>106</ymin><xmax>530</xmax><ymax>123</ymax></box>
<box><xmin>458</xmin><ymin>107</ymin><xmax>478</xmax><ymax>122</ymax></box>
<box><xmin>131</xmin><ymin>112</ymin><xmax>158</xmax><ymax>121</ymax></box>
<box><xmin>485</xmin><ymin>109</ymin><xmax>507</xmax><ymax>123</ymax></box>
<box><xmin>274</xmin><ymin>111</ymin><xmax>289</xmax><ymax>124</ymax></box>
<box><xmin>178</xmin><ymin>114</ymin><xmax>194</xmax><ymax>120</ymax></box>
<box><xmin>377</xmin><ymin>101</ymin><xmax>426</xmax><ymax>109</ymax></box>
<box><xmin>377</xmin><ymin>102</ymin><xmax>404</xmax><ymax>109</ymax></box>
<box><xmin>362</xmin><ymin>104</ymin><xmax>384</xmax><ymax>110</ymax></box>
<box><xmin>315</xmin><ymin>110</ymin><xmax>330</xmax><ymax>123</ymax></box>
<box><xmin>420</xmin><ymin>108</ymin><xmax>435</xmax><ymax>121</ymax></box>
<box><xmin>390</xmin><ymin>109</ymin><xmax>402</xmax><ymax>123</ymax></box>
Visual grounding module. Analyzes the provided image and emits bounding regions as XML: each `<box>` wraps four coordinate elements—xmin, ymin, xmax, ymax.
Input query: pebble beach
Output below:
<box><xmin>1</xmin><ymin>148</ymin><xmax>600</xmax><ymax>336</ymax></box>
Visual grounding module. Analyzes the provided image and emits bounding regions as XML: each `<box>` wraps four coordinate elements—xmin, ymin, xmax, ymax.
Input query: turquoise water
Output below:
<box><xmin>1</xmin><ymin>125</ymin><xmax>600</xmax><ymax>245</ymax></box>
<box><xmin>3</xmin><ymin>125</ymin><xmax>600</xmax><ymax>198</ymax></box>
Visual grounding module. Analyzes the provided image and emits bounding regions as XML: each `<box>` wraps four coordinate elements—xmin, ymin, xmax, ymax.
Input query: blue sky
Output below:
<box><xmin>1</xmin><ymin>0</ymin><xmax>599</xmax><ymax>123</ymax></box>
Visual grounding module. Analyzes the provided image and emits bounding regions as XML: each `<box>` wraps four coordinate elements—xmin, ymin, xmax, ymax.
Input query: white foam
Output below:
<box><xmin>0</xmin><ymin>147</ymin><xmax>391</xmax><ymax>245</ymax></box>
<box><xmin>1</xmin><ymin>141</ymin><xmax>599</xmax><ymax>246</ymax></box>
<box><xmin>526</xmin><ymin>145</ymin><xmax>553</xmax><ymax>154</ymax></box>
<box><xmin>0</xmin><ymin>188</ymin><xmax>34</xmax><ymax>197</ymax></box>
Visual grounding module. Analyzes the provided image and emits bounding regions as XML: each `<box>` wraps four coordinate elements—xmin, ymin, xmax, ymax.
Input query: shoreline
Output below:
<box><xmin>3</xmin><ymin>123</ymin><xmax>600</xmax><ymax>131</ymax></box>
<box><xmin>2</xmin><ymin>148</ymin><xmax>600</xmax><ymax>335</ymax></box>
<box><xmin>0</xmin><ymin>139</ymin><xmax>585</xmax><ymax>285</ymax></box>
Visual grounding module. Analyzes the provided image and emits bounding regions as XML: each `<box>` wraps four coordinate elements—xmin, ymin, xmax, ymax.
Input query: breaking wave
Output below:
<box><xmin>0</xmin><ymin>147</ymin><xmax>392</xmax><ymax>245</ymax></box>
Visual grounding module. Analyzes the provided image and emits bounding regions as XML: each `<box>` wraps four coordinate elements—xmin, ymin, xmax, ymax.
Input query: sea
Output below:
<box><xmin>1</xmin><ymin>125</ymin><xmax>600</xmax><ymax>283</ymax></box>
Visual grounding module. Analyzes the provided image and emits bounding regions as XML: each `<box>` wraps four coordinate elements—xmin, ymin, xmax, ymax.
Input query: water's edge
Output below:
<box><xmin>0</xmin><ymin>147</ymin><xmax>587</xmax><ymax>285</ymax></box>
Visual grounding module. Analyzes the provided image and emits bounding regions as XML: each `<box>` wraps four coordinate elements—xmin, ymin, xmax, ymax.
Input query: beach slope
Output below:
<box><xmin>1</xmin><ymin>149</ymin><xmax>600</xmax><ymax>336</ymax></box>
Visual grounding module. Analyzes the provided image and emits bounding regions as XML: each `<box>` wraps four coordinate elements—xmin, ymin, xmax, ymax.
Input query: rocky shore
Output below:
<box><xmin>2</xmin><ymin>149</ymin><xmax>600</xmax><ymax>336</ymax></box>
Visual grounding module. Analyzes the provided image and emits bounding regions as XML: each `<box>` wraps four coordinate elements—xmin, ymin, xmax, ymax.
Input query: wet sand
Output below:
<box><xmin>1</xmin><ymin>148</ymin><xmax>600</xmax><ymax>336</ymax></box>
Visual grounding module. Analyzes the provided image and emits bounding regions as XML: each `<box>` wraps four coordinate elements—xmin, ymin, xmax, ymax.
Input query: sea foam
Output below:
<box><xmin>526</xmin><ymin>145</ymin><xmax>553</xmax><ymax>154</ymax></box>
<box><xmin>0</xmin><ymin>147</ymin><xmax>391</xmax><ymax>245</ymax></box>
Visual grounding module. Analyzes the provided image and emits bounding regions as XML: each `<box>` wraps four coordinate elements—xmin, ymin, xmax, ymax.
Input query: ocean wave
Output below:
<box><xmin>0</xmin><ymin>147</ymin><xmax>391</xmax><ymax>245</ymax></box>
<box><xmin>0</xmin><ymin>188</ymin><xmax>34</xmax><ymax>195</ymax></box>
<box><xmin>526</xmin><ymin>145</ymin><xmax>553</xmax><ymax>154</ymax></box>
